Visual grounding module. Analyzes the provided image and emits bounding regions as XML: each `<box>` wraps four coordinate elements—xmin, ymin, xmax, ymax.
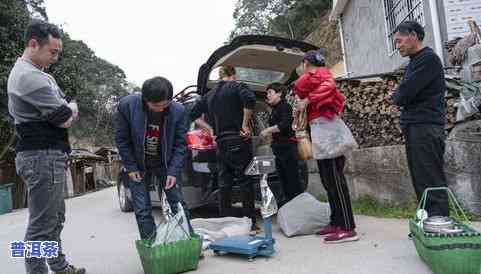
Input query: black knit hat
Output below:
<box><xmin>303</xmin><ymin>49</ymin><xmax>326</xmax><ymax>67</ymax></box>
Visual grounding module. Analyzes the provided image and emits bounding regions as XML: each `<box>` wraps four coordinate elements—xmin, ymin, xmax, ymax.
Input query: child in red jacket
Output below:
<box><xmin>294</xmin><ymin>49</ymin><xmax>358</xmax><ymax>244</ymax></box>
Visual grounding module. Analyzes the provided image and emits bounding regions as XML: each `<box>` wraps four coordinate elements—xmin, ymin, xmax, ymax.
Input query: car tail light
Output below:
<box><xmin>186</xmin><ymin>129</ymin><xmax>216</xmax><ymax>151</ymax></box>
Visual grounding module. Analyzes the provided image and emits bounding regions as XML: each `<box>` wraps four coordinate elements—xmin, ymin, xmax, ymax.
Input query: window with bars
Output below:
<box><xmin>383</xmin><ymin>0</ymin><xmax>425</xmax><ymax>55</ymax></box>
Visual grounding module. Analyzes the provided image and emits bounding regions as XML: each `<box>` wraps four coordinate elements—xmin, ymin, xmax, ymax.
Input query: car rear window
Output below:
<box><xmin>209</xmin><ymin>67</ymin><xmax>285</xmax><ymax>85</ymax></box>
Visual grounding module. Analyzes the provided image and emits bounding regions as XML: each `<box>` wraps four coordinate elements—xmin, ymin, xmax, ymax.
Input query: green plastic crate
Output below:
<box><xmin>136</xmin><ymin>234</ymin><xmax>202</xmax><ymax>274</ymax></box>
<box><xmin>0</xmin><ymin>183</ymin><xmax>14</xmax><ymax>215</ymax></box>
<box><xmin>409</xmin><ymin>187</ymin><xmax>481</xmax><ymax>274</ymax></box>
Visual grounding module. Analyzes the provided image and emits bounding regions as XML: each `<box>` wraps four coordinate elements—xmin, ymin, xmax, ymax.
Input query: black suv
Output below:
<box><xmin>117</xmin><ymin>35</ymin><xmax>318</xmax><ymax>212</ymax></box>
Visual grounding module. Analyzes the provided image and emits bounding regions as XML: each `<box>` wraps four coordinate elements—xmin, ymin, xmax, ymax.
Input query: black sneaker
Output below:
<box><xmin>53</xmin><ymin>265</ymin><xmax>86</xmax><ymax>274</ymax></box>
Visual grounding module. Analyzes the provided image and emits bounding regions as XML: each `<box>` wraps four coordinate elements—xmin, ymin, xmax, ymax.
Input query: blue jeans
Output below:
<box><xmin>128</xmin><ymin>168</ymin><xmax>192</xmax><ymax>240</ymax></box>
<box><xmin>15</xmin><ymin>149</ymin><xmax>70</xmax><ymax>274</ymax></box>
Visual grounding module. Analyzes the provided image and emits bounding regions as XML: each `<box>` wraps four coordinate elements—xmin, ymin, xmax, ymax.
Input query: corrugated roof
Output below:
<box><xmin>70</xmin><ymin>149</ymin><xmax>106</xmax><ymax>162</ymax></box>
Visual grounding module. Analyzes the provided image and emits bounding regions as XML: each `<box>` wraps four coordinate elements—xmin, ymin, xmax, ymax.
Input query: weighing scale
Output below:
<box><xmin>209</xmin><ymin>156</ymin><xmax>278</xmax><ymax>261</ymax></box>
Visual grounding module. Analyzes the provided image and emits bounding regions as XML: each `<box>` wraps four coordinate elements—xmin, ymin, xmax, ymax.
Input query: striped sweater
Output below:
<box><xmin>7</xmin><ymin>58</ymin><xmax>73</xmax><ymax>153</ymax></box>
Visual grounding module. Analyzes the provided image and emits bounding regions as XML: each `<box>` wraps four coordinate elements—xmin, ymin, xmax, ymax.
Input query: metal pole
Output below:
<box><xmin>339</xmin><ymin>16</ymin><xmax>350</xmax><ymax>76</ymax></box>
<box><xmin>428</xmin><ymin>0</ymin><xmax>445</xmax><ymax>65</ymax></box>
<box><xmin>264</xmin><ymin>216</ymin><xmax>273</xmax><ymax>240</ymax></box>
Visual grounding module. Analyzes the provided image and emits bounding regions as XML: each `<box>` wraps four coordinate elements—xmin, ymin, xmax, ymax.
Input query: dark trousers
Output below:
<box><xmin>16</xmin><ymin>150</ymin><xmax>70</xmax><ymax>274</ymax></box>
<box><xmin>272</xmin><ymin>142</ymin><xmax>303</xmax><ymax>203</ymax></box>
<box><xmin>402</xmin><ymin>124</ymin><xmax>449</xmax><ymax>217</ymax></box>
<box><xmin>317</xmin><ymin>156</ymin><xmax>356</xmax><ymax>230</ymax></box>
<box><xmin>217</xmin><ymin>137</ymin><xmax>256</xmax><ymax>225</ymax></box>
<box><xmin>128</xmin><ymin>168</ymin><xmax>192</xmax><ymax>240</ymax></box>
<box><xmin>207</xmin><ymin>161</ymin><xmax>218</xmax><ymax>191</ymax></box>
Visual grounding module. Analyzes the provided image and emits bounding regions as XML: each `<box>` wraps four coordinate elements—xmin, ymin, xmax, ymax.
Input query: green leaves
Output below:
<box><xmin>231</xmin><ymin>0</ymin><xmax>332</xmax><ymax>40</ymax></box>
<box><xmin>0</xmin><ymin>0</ymin><xmax>129</xmax><ymax>148</ymax></box>
<box><xmin>47</xmin><ymin>36</ymin><xmax>129</xmax><ymax>146</ymax></box>
<box><xmin>0</xmin><ymin>0</ymin><xmax>30</xmax><ymax>153</ymax></box>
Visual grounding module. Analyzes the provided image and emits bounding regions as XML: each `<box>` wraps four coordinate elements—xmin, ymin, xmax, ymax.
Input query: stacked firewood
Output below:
<box><xmin>337</xmin><ymin>79</ymin><xmax>403</xmax><ymax>148</ymax></box>
<box><xmin>337</xmin><ymin>77</ymin><xmax>466</xmax><ymax>148</ymax></box>
<box><xmin>249</xmin><ymin>76</ymin><xmax>474</xmax><ymax>149</ymax></box>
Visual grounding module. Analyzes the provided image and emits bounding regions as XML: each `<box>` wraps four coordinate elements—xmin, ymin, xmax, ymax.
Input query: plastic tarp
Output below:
<box><xmin>455</xmin><ymin>81</ymin><xmax>481</xmax><ymax>121</ymax></box>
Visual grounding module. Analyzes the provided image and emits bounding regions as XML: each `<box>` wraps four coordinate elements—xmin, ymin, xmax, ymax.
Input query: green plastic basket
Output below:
<box><xmin>409</xmin><ymin>187</ymin><xmax>481</xmax><ymax>274</ymax></box>
<box><xmin>135</xmin><ymin>234</ymin><xmax>202</xmax><ymax>274</ymax></box>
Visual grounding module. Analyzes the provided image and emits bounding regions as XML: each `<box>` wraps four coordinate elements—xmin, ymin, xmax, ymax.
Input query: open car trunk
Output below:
<box><xmin>197</xmin><ymin>35</ymin><xmax>318</xmax><ymax>95</ymax></box>
<box><xmin>178</xmin><ymin>35</ymin><xmax>318</xmax><ymax>207</ymax></box>
<box><xmin>196</xmin><ymin>35</ymin><xmax>318</xmax><ymax>155</ymax></box>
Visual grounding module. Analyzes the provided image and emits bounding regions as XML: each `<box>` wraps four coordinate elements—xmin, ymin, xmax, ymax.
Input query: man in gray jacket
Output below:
<box><xmin>8</xmin><ymin>20</ymin><xmax>84</xmax><ymax>274</ymax></box>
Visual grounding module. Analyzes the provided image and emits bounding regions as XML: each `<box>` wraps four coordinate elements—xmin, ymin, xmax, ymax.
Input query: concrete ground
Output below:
<box><xmin>1</xmin><ymin>187</ymin><xmax>480</xmax><ymax>274</ymax></box>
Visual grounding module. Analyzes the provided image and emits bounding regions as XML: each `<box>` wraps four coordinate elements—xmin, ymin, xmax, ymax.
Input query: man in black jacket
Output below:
<box><xmin>392</xmin><ymin>21</ymin><xmax>448</xmax><ymax>217</ymax></box>
<box><xmin>190</xmin><ymin>66</ymin><xmax>258</xmax><ymax>230</ymax></box>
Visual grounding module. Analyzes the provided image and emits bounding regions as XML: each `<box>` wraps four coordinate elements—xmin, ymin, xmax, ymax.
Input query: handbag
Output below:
<box><xmin>309</xmin><ymin>115</ymin><xmax>358</xmax><ymax>160</ymax></box>
<box><xmin>292</xmin><ymin>107</ymin><xmax>313</xmax><ymax>160</ymax></box>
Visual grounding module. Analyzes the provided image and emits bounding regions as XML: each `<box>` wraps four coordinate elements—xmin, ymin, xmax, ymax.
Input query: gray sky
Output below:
<box><xmin>44</xmin><ymin>0</ymin><xmax>237</xmax><ymax>92</ymax></box>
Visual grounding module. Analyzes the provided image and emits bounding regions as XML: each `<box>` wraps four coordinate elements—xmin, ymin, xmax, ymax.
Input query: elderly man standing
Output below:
<box><xmin>8</xmin><ymin>20</ymin><xmax>84</xmax><ymax>274</ymax></box>
<box><xmin>392</xmin><ymin>21</ymin><xmax>449</xmax><ymax>217</ymax></box>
